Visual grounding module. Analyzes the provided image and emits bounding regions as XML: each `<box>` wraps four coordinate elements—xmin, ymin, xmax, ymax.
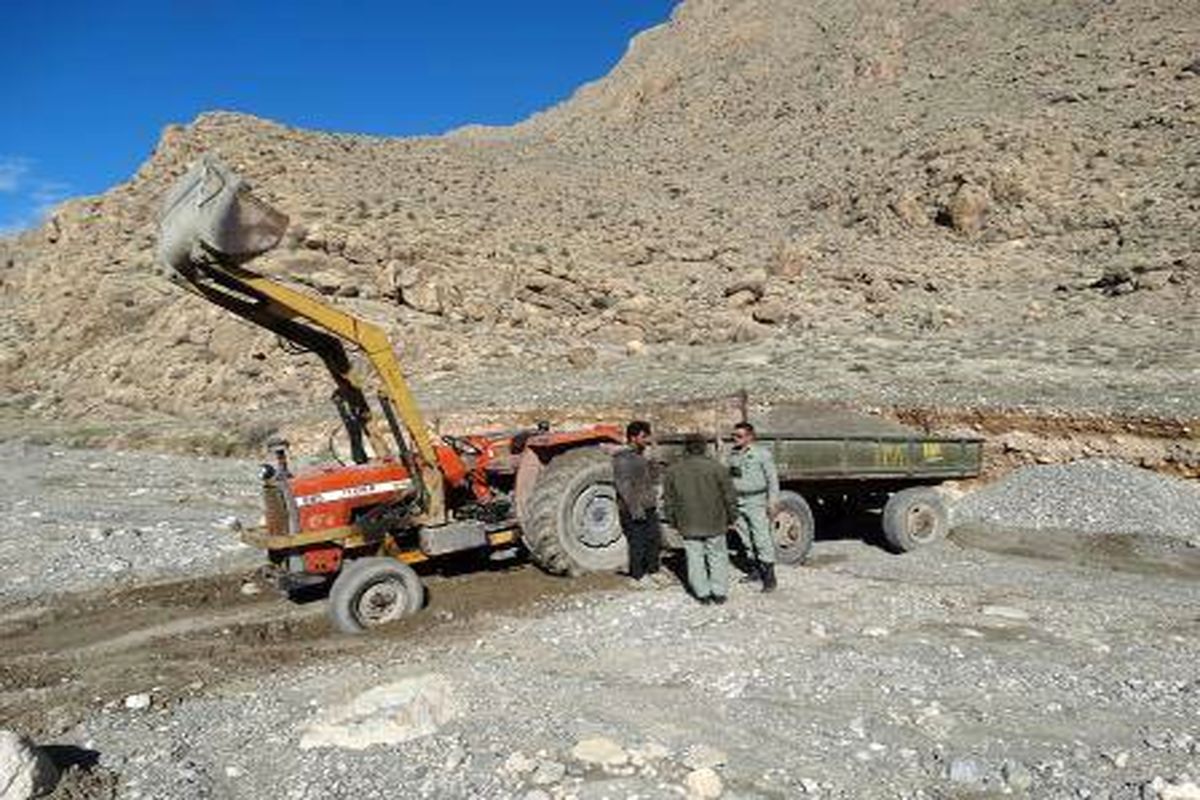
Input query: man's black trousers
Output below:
<box><xmin>622</xmin><ymin>509</ymin><xmax>662</xmax><ymax>579</ymax></box>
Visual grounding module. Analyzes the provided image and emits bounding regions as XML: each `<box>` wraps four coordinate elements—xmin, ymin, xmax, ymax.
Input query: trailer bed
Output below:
<box><xmin>657</xmin><ymin>405</ymin><xmax>983</xmax><ymax>483</ymax></box>
<box><xmin>755</xmin><ymin>433</ymin><xmax>982</xmax><ymax>482</ymax></box>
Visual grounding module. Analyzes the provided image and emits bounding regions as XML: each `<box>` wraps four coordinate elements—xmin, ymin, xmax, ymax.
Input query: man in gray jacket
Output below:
<box><xmin>662</xmin><ymin>434</ymin><xmax>737</xmax><ymax>604</ymax></box>
<box><xmin>613</xmin><ymin>420</ymin><xmax>661</xmax><ymax>582</ymax></box>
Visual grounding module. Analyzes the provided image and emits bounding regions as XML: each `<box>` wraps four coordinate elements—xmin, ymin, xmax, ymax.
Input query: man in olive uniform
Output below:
<box><xmin>662</xmin><ymin>434</ymin><xmax>737</xmax><ymax>604</ymax></box>
<box><xmin>728</xmin><ymin>421</ymin><xmax>780</xmax><ymax>592</ymax></box>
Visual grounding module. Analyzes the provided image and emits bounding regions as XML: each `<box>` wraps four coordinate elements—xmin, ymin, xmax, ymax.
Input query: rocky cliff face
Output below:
<box><xmin>1</xmin><ymin>0</ymin><xmax>1197</xmax><ymax>426</ymax></box>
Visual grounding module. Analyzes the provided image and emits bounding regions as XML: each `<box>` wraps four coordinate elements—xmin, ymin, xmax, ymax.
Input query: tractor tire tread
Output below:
<box><xmin>327</xmin><ymin>557</ymin><xmax>424</xmax><ymax>634</ymax></box>
<box><xmin>523</xmin><ymin>448</ymin><xmax>615</xmax><ymax>577</ymax></box>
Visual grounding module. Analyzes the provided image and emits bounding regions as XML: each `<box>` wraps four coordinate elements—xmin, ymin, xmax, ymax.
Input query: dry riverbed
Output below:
<box><xmin>1</xmin><ymin>443</ymin><xmax>1198</xmax><ymax>800</ymax></box>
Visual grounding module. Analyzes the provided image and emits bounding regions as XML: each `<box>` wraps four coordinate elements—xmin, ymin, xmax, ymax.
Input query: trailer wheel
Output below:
<box><xmin>773</xmin><ymin>490</ymin><xmax>816</xmax><ymax>565</ymax></box>
<box><xmin>881</xmin><ymin>487</ymin><xmax>949</xmax><ymax>552</ymax></box>
<box><xmin>327</xmin><ymin>557</ymin><xmax>424</xmax><ymax>634</ymax></box>
<box><xmin>523</xmin><ymin>447</ymin><xmax>626</xmax><ymax>576</ymax></box>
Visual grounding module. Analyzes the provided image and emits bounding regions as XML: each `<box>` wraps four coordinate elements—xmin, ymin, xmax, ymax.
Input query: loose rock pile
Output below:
<box><xmin>954</xmin><ymin>459</ymin><xmax>1200</xmax><ymax>543</ymax></box>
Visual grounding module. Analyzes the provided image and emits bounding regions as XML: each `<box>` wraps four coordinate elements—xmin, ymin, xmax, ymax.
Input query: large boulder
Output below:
<box><xmin>298</xmin><ymin>674</ymin><xmax>461</xmax><ymax>750</ymax></box>
<box><xmin>0</xmin><ymin>730</ymin><xmax>58</xmax><ymax>800</ymax></box>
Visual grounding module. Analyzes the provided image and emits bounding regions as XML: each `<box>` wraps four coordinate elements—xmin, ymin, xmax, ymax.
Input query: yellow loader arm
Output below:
<box><xmin>156</xmin><ymin>153</ymin><xmax>438</xmax><ymax>472</ymax></box>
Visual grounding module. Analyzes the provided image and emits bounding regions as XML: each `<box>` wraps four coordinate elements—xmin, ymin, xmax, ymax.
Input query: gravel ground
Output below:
<box><xmin>0</xmin><ymin>441</ymin><xmax>262</xmax><ymax>604</ymax></box>
<box><xmin>2</xmin><ymin>444</ymin><xmax>1199</xmax><ymax>800</ymax></box>
<box><xmin>37</xmin><ymin>540</ymin><xmax>1200</xmax><ymax>800</ymax></box>
<box><xmin>954</xmin><ymin>459</ymin><xmax>1200</xmax><ymax>544</ymax></box>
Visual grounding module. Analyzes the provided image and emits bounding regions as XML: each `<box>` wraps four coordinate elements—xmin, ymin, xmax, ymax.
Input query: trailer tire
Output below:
<box><xmin>523</xmin><ymin>447</ymin><xmax>627</xmax><ymax>576</ymax></box>
<box><xmin>773</xmin><ymin>490</ymin><xmax>816</xmax><ymax>565</ymax></box>
<box><xmin>327</xmin><ymin>557</ymin><xmax>424</xmax><ymax>634</ymax></box>
<box><xmin>881</xmin><ymin>487</ymin><xmax>949</xmax><ymax>552</ymax></box>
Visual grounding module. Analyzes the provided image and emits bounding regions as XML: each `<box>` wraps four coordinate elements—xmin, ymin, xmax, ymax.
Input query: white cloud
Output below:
<box><xmin>30</xmin><ymin>180</ymin><xmax>73</xmax><ymax>218</ymax></box>
<box><xmin>0</xmin><ymin>156</ymin><xmax>74</xmax><ymax>235</ymax></box>
<box><xmin>0</xmin><ymin>157</ymin><xmax>31</xmax><ymax>193</ymax></box>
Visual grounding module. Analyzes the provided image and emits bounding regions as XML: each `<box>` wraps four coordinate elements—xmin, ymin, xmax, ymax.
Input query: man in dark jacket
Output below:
<box><xmin>662</xmin><ymin>433</ymin><xmax>737</xmax><ymax>604</ymax></box>
<box><xmin>613</xmin><ymin>420</ymin><xmax>661</xmax><ymax>582</ymax></box>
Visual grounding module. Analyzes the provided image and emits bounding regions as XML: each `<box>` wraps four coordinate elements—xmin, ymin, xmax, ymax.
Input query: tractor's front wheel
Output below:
<box><xmin>523</xmin><ymin>448</ymin><xmax>627</xmax><ymax>576</ymax></box>
<box><xmin>327</xmin><ymin>557</ymin><xmax>424</xmax><ymax>634</ymax></box>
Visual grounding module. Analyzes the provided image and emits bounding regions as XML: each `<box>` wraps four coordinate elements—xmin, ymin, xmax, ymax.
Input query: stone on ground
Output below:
<box><xmin>683</xmin><ymin>766</ymin><xmax>723</xmax><ymax>799</ymax></box>
<box><xmin>0</xmin><ymin>730</ymin><xmax>58</xmax><ymax>800</ymax></box>
<box><xmin>298</xmin><ymin>674</ymin><xmax>459</xmax><ymax>750</ymax></box>
<box><xmin>571</xmin><ymin>736</ymin><xmax>629</xmax><ymax>767</ymax></box>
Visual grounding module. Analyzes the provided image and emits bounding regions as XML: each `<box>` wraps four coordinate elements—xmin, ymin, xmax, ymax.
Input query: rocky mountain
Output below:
<box><xmin>1</xmin><ymin>0</ymin><xmax>1197</xmax><ymax>431</ymax></box>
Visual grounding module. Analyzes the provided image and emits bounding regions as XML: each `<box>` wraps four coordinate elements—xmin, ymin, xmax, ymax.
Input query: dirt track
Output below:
<box><xmin>0</xmin><ymin>563</ymin><xmax>621</xmax><ymax>738</ymax></box>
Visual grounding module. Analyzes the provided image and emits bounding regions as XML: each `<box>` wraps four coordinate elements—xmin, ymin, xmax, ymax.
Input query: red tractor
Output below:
<box><xmin>159</xmin><ymin>154</ymin><xmax>629</xmax><ymax>632</ymax></box>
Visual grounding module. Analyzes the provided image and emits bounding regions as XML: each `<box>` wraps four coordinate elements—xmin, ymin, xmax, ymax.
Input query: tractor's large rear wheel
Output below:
<box><xmin>523</xmin><ymin>448</ymin><xmax>627</xmax><ymax>576</ymax></box>
<box><xmin>327</xmin><ymin>557</ymin><xmax>424</xmax><ymax>634</ymax></box>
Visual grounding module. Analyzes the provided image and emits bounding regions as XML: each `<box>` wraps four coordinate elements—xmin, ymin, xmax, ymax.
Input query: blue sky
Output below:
<box><xmin>0</xmin><ymin>1</ymin><xmax>678</xmax><ymax>234</ymax></box>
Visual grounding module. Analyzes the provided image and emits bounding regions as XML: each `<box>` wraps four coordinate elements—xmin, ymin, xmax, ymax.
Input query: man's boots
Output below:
<box><xmin>738</xmin><ymin>561</ymin><xmax>762</xmax><ymax>584</ymax></box>
<box><xmin>761</xmin><ymin>562</ymin><xmax>777</xmax><ymax>593</ymax></box>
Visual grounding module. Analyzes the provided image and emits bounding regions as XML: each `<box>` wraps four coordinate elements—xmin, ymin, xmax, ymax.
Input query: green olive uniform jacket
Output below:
<box><xmin>728</xmin><ymin>443</ymin><xmax>780</xmax><ymax>507</ymax></box>
<box><xmin>662</xmin><ymin>453</ymin><xmax>737</xmax><ymax>538</ymax></box>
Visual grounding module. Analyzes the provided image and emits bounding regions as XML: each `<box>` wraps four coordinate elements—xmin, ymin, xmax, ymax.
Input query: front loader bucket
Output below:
<box><xmin>157</xmin><ymin>153</ymin><xmax>289</xmax><ymax>275</ymax></box>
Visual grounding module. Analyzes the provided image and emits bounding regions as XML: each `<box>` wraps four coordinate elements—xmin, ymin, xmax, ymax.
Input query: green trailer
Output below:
<box><xmin>655</xmin><ymin>408</ymin><xmax>983</xmax><ymax>565</ymax></box>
